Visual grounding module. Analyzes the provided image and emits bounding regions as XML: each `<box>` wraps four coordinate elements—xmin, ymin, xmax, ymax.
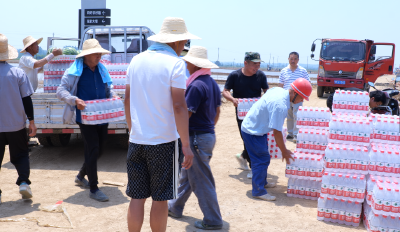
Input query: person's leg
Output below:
<box><xmin>188</xmin><ymin>133</ymin><xmax>222</xmax><ymax>226</ymax></box>
<box><xmin>150</xmin><ymin>200</ymin><xmax>168</xmax><ymax>232</ymax></box>
<box><xmin>168</xmin><ymin>167</ymin><xmax>192</xmax><ymax>217</ymax></box>
<box><xmin>7</xmin><ymin>129</ymin><xmax>30</xmax><ymax>186</ymax></box>
<box><xmin>292</xmin><ymin>102</ymin><xmax>303</xmax><ymax>137</ymax></box>
<box><xmin>236</xmin><ymin>116</ymin><xmax>251</xmax><ymax>168</ymax></box>
<box><xmin>78</xmin><ymin>123</ymin><xmax>101</xmax><ymax>191</ymax></box>
<box><xmin>241</xmin><ymin>130</ymin><xmax>270</xmax><ymax>197</ymax></box>
<box><xmin>127</xmin><ymin>198</ymin><xmax>146</xmax><ymax>232</ymax></box>
<box><xmin>287</xmin><ymin>102</ymin><xmax>295</xmax><ymax>137</ymax></box>
<box><xmin>0</xmin><ymin>132</ymin><xmax>6</xmax><ymax>196</ymax></box>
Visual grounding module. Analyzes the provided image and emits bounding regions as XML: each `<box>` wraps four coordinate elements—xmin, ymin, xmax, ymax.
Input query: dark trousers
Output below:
<box><xmin>0</xmin><ymin>128</ymin><xmax>31</xmax><ymax>195</ymax></box>
<box><xmin>77</xmin><ymin>123</ymin><xmax>108</xmax><ymax>188</ymax></box>
<box><xmin>235</xmin><ymin>108</ymin><xmax>251</xmax><ymax>168</ymax></box>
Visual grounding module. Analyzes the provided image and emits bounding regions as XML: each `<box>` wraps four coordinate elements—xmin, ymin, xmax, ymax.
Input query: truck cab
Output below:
<box><xmin>311</xmin><ymin>39</ymin><xmax>395</xmax><ymax>97</ymax></box>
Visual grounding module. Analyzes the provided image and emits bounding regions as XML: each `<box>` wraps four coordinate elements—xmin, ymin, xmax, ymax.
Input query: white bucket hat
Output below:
<box><xmin>183</xmin><ymin>46</ymin><xmax>219</xmax><ymax>69</ymax></box>
<box><xmin>76</xmin><ymin>39</ymin><xmax>111</xmax><ymax>59</ymax></box>
<box><xmin>0</xmin><ymin>34</ymin><xmax>18</xmax><ymax>61</ymax></box>
<box><xmin>20</xmin><ymin>36</ymin><xmax>43</xmax><ymax>53</ymax></box>
<box><xmin>148</xmin><ymin>17</ymin><xmax>201</xmax><ymax>43</ymax></box>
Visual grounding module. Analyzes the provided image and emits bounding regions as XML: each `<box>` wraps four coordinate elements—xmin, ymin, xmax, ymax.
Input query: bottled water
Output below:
<box><xmin>364</xmin><ymin>203</ymin><xmax>400</xmax><ymax>232</ymax></box>
<box><xmin>296</xmin><ymin>106</ymin><xmax>331</xmax><ymax>129</ymax></box>
<box><xmin>287</xmin><ymin>177</ymin><xmax>321</xmax><ymax>201</ymax></box>
<box><xmin>317</xmin><ymin>197</ymin><xmax>362</xmax><ymax>226</ymax></box>
<box><xmin>267</xmin><ymin>127</ymin><xmax>287</xmax><ymax>159</ymax></box>
<box><xmin>332</xmin><ymin>90</ymin><xmax>370</xmax><ymax>114</ymax></box>
<box><xmin>371</xmin><ymin>114</ymin><xmax>400</xmax><ymax>145</ymax></box>
<box><xmin>324</xmin><ymin>143</ymin><xmax>370</xmax><ymax>174</ymax></box>
<box><xmin>296</xmin><ymin>128</ymin><xmax>328</xmax><ymax>155</ymax></box>
<box><xmin>320</xmin><ymin>172</ymin><xmax>366</xmax><ymax>202</ymax></box>
<box><xmin>370</xmin><ymin>177</ymin><xmax>400</xmax><ymax>217</ymax></box>
<box><xmin>236</xmin><ymin>98</ymin><xmax>261</xmax><ymax>119</ymax></box>
<box><xmin>285</xmin><ymin>152</ymin><xmax>324</xmax><ymax>180</ymax></box>
<box><xmin>80</xmin><ymin>98</ymin><xmax>125</xmax><ymax>124</ymax></box>
<box><xmin>328</xmin><ymin>114</ymin><xmax>372</xmax><ymax>146</ymax></box>
<box><xmin>369</xmin><ymin>143</ymin><xmax>400</xmax><ymax>177</ymax></box>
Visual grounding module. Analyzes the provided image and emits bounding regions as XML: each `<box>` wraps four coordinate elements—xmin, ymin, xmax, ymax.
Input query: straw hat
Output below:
<box><xmin>148</xmin><ymin>17</ymin><xmax>201</xmax><ymax>43</ymax></box>
<box><xmin>20</xmin><ymin>36</ymin><xmax>43</xmax><ymax>53</ymax></box>
<box><xmin>183</xmin><ymin>46</ymin><xmax>219</xmax><ymax>69</ymax></box>
<box><xmin>75</xmin><ymin>39</ymin><xmax>111</xmax><ymax>59</ymax></box>
<box><xmin>0</xmin><ymin>34</ymin><xmax>18</xmax><ymax>61</ymax></box>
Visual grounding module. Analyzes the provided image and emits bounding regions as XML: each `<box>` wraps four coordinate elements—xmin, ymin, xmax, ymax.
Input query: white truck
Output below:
<box><xmin>31</xmin><ymin>26</ymin><xmax>155</xmax><ymax>148</ymax></box>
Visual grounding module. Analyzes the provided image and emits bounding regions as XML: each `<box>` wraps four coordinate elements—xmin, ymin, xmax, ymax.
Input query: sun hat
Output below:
<box><xmin>244</xmin><ymin>52</ymin><xmax>264</xmax><ymax>63</ymax></box>
<box><xmin>183</xmin><ymin>46</ymin><xmax>218</xmax><ymax>69</ymax></box>
<box><xmin>75</xmin><ymin>39</ymin><xmax>111</xmax><ymax>59</ymax></box>
<box><xmin>20</xmin><ymin>36</ymin><xmax>43</xmax><ymax>53</ymax></box>
<box><xmin>0</xmin><ymin>34</ymin><xmax>18</xmax><ymax>61</ymax></box>
<box><xmin>148</xmin><ymin>17</ymin><xmax>201</xmax><ymax>43</ymax></box>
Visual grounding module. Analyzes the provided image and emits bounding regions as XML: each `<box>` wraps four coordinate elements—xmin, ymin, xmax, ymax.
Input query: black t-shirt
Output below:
<box><xmin>224</xmin><ymin>69</ymin><xmax>269</xmax><ymax>98</ymax></box>
<box><xmin>326</xmin><ymin>87</ymin><xmax>363</xmax><ymax>112</ymax></box>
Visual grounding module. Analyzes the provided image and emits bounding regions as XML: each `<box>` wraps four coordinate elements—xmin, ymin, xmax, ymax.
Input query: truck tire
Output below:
<box><xmin>317</xmin><ymin>86</ymin><xmax>324</xmax><ymax>98</ymax></box>
<box><xmin>108</xmin><ymin>134</ymin><xmax>129</xmax><ymax>149</ymax></box>
<box><xmin>37</xmin><ymin>135</ymin><xmax>53</xmax><ymax>147</ymax></box>
<box><xmin>49</xmin><ymin>134</ymin><xmax>71</xmax><ymax>147</ymax></box>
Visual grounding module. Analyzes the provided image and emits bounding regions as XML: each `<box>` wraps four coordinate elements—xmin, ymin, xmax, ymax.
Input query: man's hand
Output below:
<box><xmin>281</xmin><ymin>149</ymin><xmax>294</xmax><ymax>164</ymax></box>
<box><xmin>232</xmin><ymin>98</ymin><xmax>239</xmax><ymax>107</ymax></box>
<box><xmin>75</xmin><ymin>98</ymin><xmax>86</xmax><ymax>110</ymax></box>
<box><xmin>28</xmin><ymin>121</ymin><xmax>37</xmax><ymax>137</ymax></box>
<box><xmin>181</xmin><ymin>145</ymin><xmax>194</xmax><ymax>169</ymax></box>
<box><xmin>52</xmin><ymin>48</ymin><xmax>63</xmax><ymax>56</ymax></box>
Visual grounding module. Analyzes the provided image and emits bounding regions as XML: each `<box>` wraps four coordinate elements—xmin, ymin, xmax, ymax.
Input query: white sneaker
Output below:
<box><xmin>235</xmin><ymin>154</ymin><xmax>250</xmax><ymax>170</ymax></box>
<box><xmin>247</xmin><ymin>170</ymin><xmax>253</xmax><ymax>179</ymax></box>
<box><xmin>19</xmin><ymin>184</ymin><xmax>32</xmax><ymax>199</ymax></box>
<box><xmin>264</xmin><ymin>182</ymin><xmax>277</xmax><ymax>188</ymax></box>
<box><xmin>254</xmin><ymin>193</ymin><xmax>276</xmax><ymax>201</ymax></box>
<box><xmin>293</xmin><ymin>135</ymin><xmax>298</xmax><ymax>143</ymax></box>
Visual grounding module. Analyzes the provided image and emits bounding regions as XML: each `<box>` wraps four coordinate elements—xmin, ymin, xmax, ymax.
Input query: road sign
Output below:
<box><xmin>85</xmin><ymin>17</ymin><xmax>111</xmax><ymax>25</ymax></box>
<box><xmin>85</xmin><ymin>9</ymin><xmax>111</xmax><ymax>17</ymax></box>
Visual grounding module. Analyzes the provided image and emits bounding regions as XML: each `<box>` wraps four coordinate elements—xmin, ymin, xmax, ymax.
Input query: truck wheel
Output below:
<box><xmin>108</xmin><ymin>134</ymin><xmax>129</xmax><ymax>149</ymax></box>
<box><xmin>49</xmin><ymin>134</ymin><xmax>71</xmax><ymax>147</ymax></box>
<box><xmin>37</xmin><ymin>135</ymin><xmax>53</xmax><ymax>147</ymax></box>
<box><xmin>317</xmin><ymin>86</ymin><xmax>324</xmax><ymax>98</ymax></box>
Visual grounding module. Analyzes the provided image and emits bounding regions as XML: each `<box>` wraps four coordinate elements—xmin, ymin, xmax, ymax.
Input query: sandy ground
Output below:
<box><xmin>0</xmin><ymin>84</ymin><xmax>385</xmax><ymax>232</ymax></box>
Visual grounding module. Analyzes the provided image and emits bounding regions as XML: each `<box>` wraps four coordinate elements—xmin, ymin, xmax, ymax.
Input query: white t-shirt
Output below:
<box><xmin>126</xmin><ymin>50</ymin><xmax>186</xmax><ymax>145</ymax></box>
<box><xmin>19</xmin><ymin>53</ymin><xmax>40</xmax><ymax>91</ymax></box>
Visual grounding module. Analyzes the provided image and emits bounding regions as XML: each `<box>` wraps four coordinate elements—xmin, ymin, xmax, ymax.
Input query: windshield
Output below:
<box><xmin>320</xmin><ymin>42</ymin><xmax>365</xmax><ymax>61</ymax></box>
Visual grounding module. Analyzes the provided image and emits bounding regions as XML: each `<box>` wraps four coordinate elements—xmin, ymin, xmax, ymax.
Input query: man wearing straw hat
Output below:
<box><xmin>167</xmin><ymin>46</ymin><xmax>223</xmax><ymax>230</ymax></box>
<box><xmin>0</xmin><ymin>34</ymin><xmax>37</xmax><ymax>202</ymax></box>
<box><xmin>125</xmin><ymin>17</ymin><xmax>197</xmax><ymax>232</ymax></box>
<box><xmin>57</xmin><ymin>39</ymin><xmax>115</xmax><ymax>202</ymax></box>
<box><xmin>19</xmin><ymin>36</ymin><xmax>62</xmax><ymax>91</ymax></box>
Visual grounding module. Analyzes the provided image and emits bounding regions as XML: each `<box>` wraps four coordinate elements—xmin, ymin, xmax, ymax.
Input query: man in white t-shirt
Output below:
<box><xmin>18</xmin><ymin>36</ymin><xmax>62</xmax><ymax>91</ymax></box>
<box><xmin>124</xmin><ymin>17</ymin><xmax>199</xmax><ymax>232</ymax></box>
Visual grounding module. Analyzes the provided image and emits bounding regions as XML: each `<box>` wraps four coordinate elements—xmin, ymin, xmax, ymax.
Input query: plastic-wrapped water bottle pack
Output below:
<box><xmin>320</xmin><ymin>172</ymin><xmax>366</xmax><ymax>203</ymax></box>
<box><xmin>81</xmin><ymin>97</ymin><xmax>125</xmax><ymax>124</ymax></box>
<box><xmin>317</xmin><ymin>196</ymin><xmax>362</xmax><ymax>227</ymax></box>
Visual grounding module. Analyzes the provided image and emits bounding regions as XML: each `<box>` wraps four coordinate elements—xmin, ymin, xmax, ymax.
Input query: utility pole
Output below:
<box><xmin>277</xmin><ymin>56</ymin><xmax>279</xmax><ymax>69</ymax></box>
<box><xmin>217</xmin><ymin>48</ymin><xmax>219</xmax><ymax>61</ymax></box>
<box><xmin>269</xmin><ymin>53</ymin><xmax>271</xmax><ymax>67</ymax></box>
<box><xmin>307</xmin><ymin>56</ymin><xmax>309</xmax><ymax>70</ymax></box>
<box><xmin>273</xmin><ymin>57</ymin><xmax>274</xmax><ymax>68</ymax></box>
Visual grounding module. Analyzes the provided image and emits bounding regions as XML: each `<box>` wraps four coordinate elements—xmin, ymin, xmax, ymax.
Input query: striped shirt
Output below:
<box><xmin>278</xmin><ymin>65</ymin><xmax>310</xmax><ymax>89</ymax></box>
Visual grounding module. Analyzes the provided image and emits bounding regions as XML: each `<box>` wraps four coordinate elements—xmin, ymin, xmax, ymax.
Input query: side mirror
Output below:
<box><xmin>311</xmin><ymin>43</ymin><xmax>316</xmax><ymax>52</ymax></box>
<box><xmin>311</xmin><ymin>54</ymin><xmax>315</xmax><ymax>59</ymax></box>
<box><xmin>368</xmin><ymin>82</ymin><xmax>375</xmax><ymax>87</ymax></box>
<box><xmin>370</xmin><ymin>45</ymin><xmax>376</xmax><ymax>55</ymax></box>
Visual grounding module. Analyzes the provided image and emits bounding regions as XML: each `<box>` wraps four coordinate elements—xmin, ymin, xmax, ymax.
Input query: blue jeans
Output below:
<box><xmin>168</xmin><ymin>133</ymin><xmax>222</xmax><ymax>226</ymax></box>
<box><xmin>241</xmin><ymin>130</ymin><xmax>270</xmax><ymax>197</ymax></box>
<box><xmin>287</xmin><ymin>101</ymin><xmax>302</xmax><ymax>136</ymax></box>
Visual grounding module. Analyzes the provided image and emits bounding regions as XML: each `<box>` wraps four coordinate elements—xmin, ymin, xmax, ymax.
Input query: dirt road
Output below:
<box><xmin>0</xmin><ymin>88</ymin><xmax>366</xmax><ymax>232</ymax></box>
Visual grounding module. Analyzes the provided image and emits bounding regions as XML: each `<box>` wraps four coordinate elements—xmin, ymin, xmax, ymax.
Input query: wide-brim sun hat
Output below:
<box><xmin>20</xmin><ymin>36</ymin><xmax>43</xmax><ymax>53</ymax></box>
<box><xmin>75</xmin><ymin>39</ymin><xmax>111</xmax><ymax>59</ymax></box>
<box><xmin>0</xmin><ymin>34</ymin><xmax>18</xmax><ymax>61</ymax></box>
<box><xmin>148</xmin><ymin>17</ymin><xmax>201</xmax><ymax>43</ymax></box>
<box><xmin>183</xmin><ymin>46</ymin><xmax>219</xmax><ymax>69</ymax></box>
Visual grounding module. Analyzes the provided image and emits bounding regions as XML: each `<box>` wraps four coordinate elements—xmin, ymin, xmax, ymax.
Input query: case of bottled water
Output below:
<box><xmin>369</xmin><ymin>144</ymin><xmax>400</xmax><ymax>177</ymax></box>
<box><xmin>370</xmin><ymin>178</ymin><xmax>400</xmax><ymax>217</ymax></box>
<box><xmin>296</xmin><ymin>106</ymin><xmax>331</xmax><ymax>129</ymax></box>
<box><xmin>371</xmin><ymin>114</ymin><xmax>400</xmax><ymax>145</ymax></box>
<box><xmin>296</xmin><ymin>128</ymin><xmax>328</xmax><ymax>155</ymax></box>
<box><xmin>237</xmin><ymin>98</ymin><xmax>261</xmax><ymax>120</ymax></box>
<box><xmin>317</xmin><ymin>196</ymin><xmax>362</xmax><ymax>226</ymax></box>
<box><xmin>43</xmin><ymin>59</ymin><xmax>75</xmax><ymax>93</ymax></box>
<box><xmin>287</xmin><ymin>178</ymin><xmax>321</xmax><ymax>200</ymax></box>
<box><xmin>111</xmin><ymin>76</ymin><xmax>127</xmax><ymax>91</ymax></box>
<box><xmin>266</xmin><ymin>127</ymin><xmax>287</xmax><ymax>159</ymax></box>
<box><xmin>285</xmin><ymin>152</ymin><xmax>324</xmax><ymax>180</ymax></box>
<box><xmin>332</xmin><ymin>90</ymin><xmax>370</xmax><ymax>114</ymax></box>
<box><xmin>104</xmin><ymin>63</ymin><xmax>129</xmax><ymax>76</ymax></box>
<box><xmin>81</xmin><ymin>97</ymin><xmax>125</xmax><ymax>125</ymax></box>
<box><xmin>363</xmin><ymin>201</ymin><xmax>400</xmax><ymax>232</ymax></box>
<box><xmin>324</xmin><ymin>143</ymin><xmax>370</xmax><ymax>174</ymax></box>
<box><xmin>320</xmin><ymin>172</ymin><xmax>366</xmax><ymax>203</ymax></box>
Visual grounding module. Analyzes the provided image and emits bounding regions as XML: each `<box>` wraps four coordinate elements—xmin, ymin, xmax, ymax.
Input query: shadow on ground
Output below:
<box><xmin>168</xmin><ymin>214</ymin><xmax>230</xmax><ymax>232</ymax></box>
<box><xmin>63</xmin><ymin>186</ymin><xmax>129</xmax><ymax>208</ymax></box>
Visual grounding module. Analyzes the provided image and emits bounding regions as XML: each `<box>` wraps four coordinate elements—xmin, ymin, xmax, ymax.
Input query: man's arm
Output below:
<box><xmin>33</xmin><ymin>49</ymin><xmax>63</xmax><ymax>68</ymax></box>
<box><xmin>22</xmin><ymin>96</ymin><xmax>37</xmax><ymax>136</ymax></box>
<box><xmin>124</xmin><ymin>84</ymin><xmax>131</xmax><ymax>132</ymax></box>
<box><xmin>214</xmin><ymin>106</ymin><xmax>220</xmax><ymax>125</ymax></box>
<box><xmin>222</xmin><ymin>88</ymin><xmax>239</xmax><ymax>107</ymax></box>
<box><xmin>172</xmin><ymin>87</ymin><xmax>194</xmax><ymax>169</ymax></box>
<box><xmin>273</xmin><ymin>129</ymin><xmax>294</xmax><ymax>164</ymax></box>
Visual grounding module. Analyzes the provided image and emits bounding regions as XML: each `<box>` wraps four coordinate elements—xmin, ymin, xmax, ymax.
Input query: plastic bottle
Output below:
<box><xmin>317</xmin><ymin>196</ymin><xmax>326</xmax><ymax>220</ymax></box>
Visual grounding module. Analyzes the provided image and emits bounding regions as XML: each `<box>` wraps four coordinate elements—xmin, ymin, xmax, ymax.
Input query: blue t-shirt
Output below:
<box><xmin>185</xmin><ymin>75</ymin><xmax>221</xmax><ymax>134</ymax></box>
<box><xmin>76</xmin><ymin>64</ymin><xmax>107</xmax><ymax>124</ymax></box>
<box><xmin>241</xmin><ymin>87</ymin><xmax>290</xmax><ymax>136</ymax></box>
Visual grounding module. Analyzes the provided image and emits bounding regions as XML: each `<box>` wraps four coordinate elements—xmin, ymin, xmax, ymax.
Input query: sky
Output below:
<box><xmin>1</xmin><ymin>0</ymin><xmax>399</xmax><ymax>67</ymax></box>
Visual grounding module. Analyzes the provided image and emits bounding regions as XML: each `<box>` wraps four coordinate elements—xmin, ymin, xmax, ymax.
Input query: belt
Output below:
<box><xmin>189</xmin><ymin>131</ymin><xmax>208</xmax><ymax>136</ymax></box>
